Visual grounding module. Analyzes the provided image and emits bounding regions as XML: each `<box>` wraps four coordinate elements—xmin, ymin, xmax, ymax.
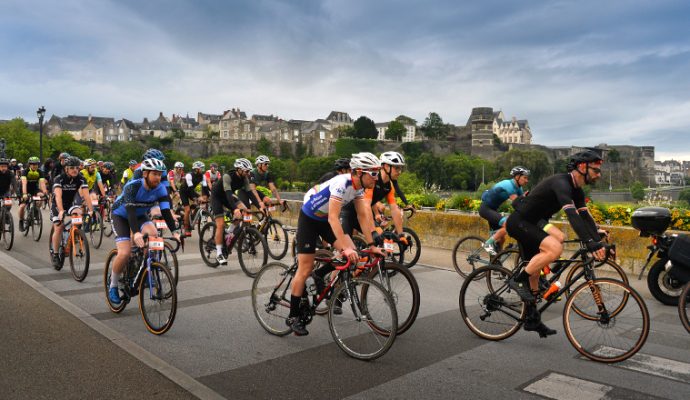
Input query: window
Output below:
<box><xmin>244</xmin><ymin>124</ymin><xmax>250</xmax><ymax>132</ymax></box>
<box><xmin>118</xmin><ymin>135</ymin><xmax>124</xmax><ymax>141</ymax></box>
<box><xmin>118</xmin><ymin>127</ymin><xmax>123</xmax><ymax>134</ymax></box>
<box><xmin>223</xmin><ymin>122</ymin><xmax>228</xmax><ymax>128</ymax></box>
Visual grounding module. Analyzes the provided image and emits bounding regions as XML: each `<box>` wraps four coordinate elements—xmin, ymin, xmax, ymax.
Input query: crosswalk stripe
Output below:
<box><xmin>593</xmin><ymin>346</ymin><xmax>690</xmax><ymax>384</ymax></box>
<box><xmin>523</xmin><ymin>372</ymin><xmax>612</xmax><ymax>400</ymax></box>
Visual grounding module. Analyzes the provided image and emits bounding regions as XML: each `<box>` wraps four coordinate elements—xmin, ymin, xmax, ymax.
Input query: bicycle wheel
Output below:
<box><xmin>265</xmin><ymin>220</ymin><xmax>289</xmax><ymax>260</ymax></box>
<box><xmin>103</xmin><ymin>204</ymin><xmax>114</xmax><ymax>237</ymax></box>
<box><xmin>139</xmin><ymin>261</ymin><xmax>177</xmax><ymax>335</ymax></box>
<box><xmin>31</xmin><ymin>204</ymin><xmax>43</xmax><ymax>242</ymax></box>
<box><xmin>69</xmin><ymin>229</ymin><xmax>90</xmax><ymax>282</ymax></box>
<box><xmin>679</xmin><ymin>282</ymin><xmax>690</xmax><ymax>334</ymax></box>
<box><xmin>459</xmin><ymin>265</ymin><xmax>525</xmax><ymax>340</ymax></box>
<box><xmin>564</xmin><ymin>278</ymin><xmax>649</xmax><ymax>363</ymax></box>
<box><xmin>251</xmin><ymin>262</ymin><xmax>294</xmax><ymax>336</ymax></box>
<box><xmin>238</xmin><ymin>226</ymin><xmax>268</xmax><ymax>278</ymax></box>
<box><xmin>452</xmin><ymin>236</ymin><xmax>486</xmax><ymax>278</ymax></box>
<box><xmin>401</xmin><ymin>227</ymin><xmax>421</xmax><ymax>269</ymax></box>
<box><xmin>198</xmin><ymin>222</ymin><xmax>219</xmax><ymax>267</ymax></box>
<box><xmin>328</xmin><ymin>277</ymin><xmax>397</xmax><ymax>361</ymax></box>
<box><xmin>3</xmin><ymin>211</ymin><xmax>14</xmax><ymax>251</ymax></box>
<box><xmin>365</xmin><ymin>262</ymin><xmax>420</xmax><ymax>335</ymax></box>
<box><xmin>158</xmin><ymin>242</ymin><xmax>179</xmax><ymax>286</ymax></box>
<box><xmin>564</xmin><ymin>259</ymin><xmax>629</xmax><ymax>319</ymax></box>
<box><xmin>21</xmin><ymin>211</ymin><xmax>30</xmax><ymax>237</ymax></box>
<box><xmin>103</xmin><ymin>249</ymin><xmax>127</xmax><ymax>313</ymax></box>
<box><xmin>313</xmin><ymin>249</ymin><xmax>336</xmax><ymax>316</ymax></box>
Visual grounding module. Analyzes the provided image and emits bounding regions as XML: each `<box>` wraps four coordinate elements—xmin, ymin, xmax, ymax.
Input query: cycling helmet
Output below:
<box><xmin>65</xmin><ymin>156</ymin><xmax>81</xmax><ymax>167</ymax></box>
<box><xmin>83</xmin><ymin>158</ymin><xmax>96</xmax><ymax>167</ymax></box>
<box><xmin>141</xmin><ymin>158</ymin><xmax>166</xmax><ymax>172</ymax></box>
<box><xmin>18</xmin><ymin>163</ymin><xmax>23</xmax><ymax>168</ymax></box>
<box><xmin>379</xmin><ymin>151</ymin><xmax>405</xmax><ymax>166</ymax></box>
<box><xmin>97</xmin><ymin>160</ymin><xmax>104</xmax><ymax>167</ymax></box>
<box><xmin>128</xmin><ymin>160</ymin><xmax>137</xmax><ymax>166</ymax></box>
<box><xmin>143</xmin><ymin>148</ymin><xmax>165</xmax><ymax>161</ymax></box>
<box><xmin>234</xmin><ymin>158</ymin><xmax>253</xmax><ymax>171</ymax></box>
<box><xmin>10</xmin><ymin>158</ymin><xmax>16</xmax><ymax>163</ymax></box>
<box><xmin>567</xmin><ymin>150</ymin><xmax>603</xmax><ymax>172</ymax></box>
<box><xmin>0</xmin><ymin>158</ymin><xmax>8</xmax><ymax>165</ymax></box>
<box><xmin>28</xmin><ymin>156</ymin><xmax>40</xmax><ymax>164</ymax></box>
<box><xmin>255</xmin><ymin>155</ymin><xmax>270</xmax><ymax>165</ymax></box>
<box><xmin>510</xmin><ymin>166</ymin><xmax>530</xmax><ymax>177</ymax></box>
<box><xmin>103</xmin><ymin>162</ymin><xmax>115</xmax><ymax>170</ymax></box>
<box><xmin>210</xmin><ymin>162</ymin><xmax>218</xmax><ymax>169</ymax></box>
<box><xmin>59</xmin><ymin>152</ymin><xmax>70</xmax><ymax>159</ymax></box>
<box><xmin>350</xmin><ymin>152</ymin><xmax>381</xmax><ymax>170</ymax></box>
<box><xmin>334</xmin><ymin>158</ymin><xmax>351</xmax><ymax>170</ymax></box>
<box><xmin>174</xmin><ymin>161</ymin><xmax>184</xmax><ymax>168</ymax></box>
<box><xmin>192</xmin><ymin>161</ymin><xmax>205</xmax><ymax>170</ymax></box>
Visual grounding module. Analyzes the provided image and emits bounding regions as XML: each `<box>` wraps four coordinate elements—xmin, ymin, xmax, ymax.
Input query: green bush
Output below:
<box><xmin>447</xmin><ymin>194</ymin><xmax>474</xmax><ymax>211</ymax></box>
<box><xmin>403</xmin><ymin>192</ymin><xmax>440</xmax><ymax>208</ymax></box>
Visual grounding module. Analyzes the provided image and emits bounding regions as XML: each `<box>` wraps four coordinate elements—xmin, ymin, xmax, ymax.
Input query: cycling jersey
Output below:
<box><xmin>121</xmin><ymin>168</ymin><xmax>135</xmax><ymax>184</ymax></box>
<box><xmin>21</xmin><ymin>168</ymin><xmax>45</xmax><ymax>194</ymax></box>
<box><xmin>52</xmin><ymin>173</ymin><xmax>88</xmax><ymax>209</ymax></box>
<box><xmin>512</xmin><ymin>174</ymin><xmax>583</xmax><ymax>223</ymax></box>
<box><xmin>481</xmin><ymin>179</ymin><xmax>524</xmax><ymax>210</ymax></box>
<box><xmin>100</xmin><ymin>171</ymin><xmax>116</xmax><ymax>190</ymax></box>
<box><xmin>302</xmin><ymin>174</ymin><xmax>364</xmax><ymax>221</ymax></box>
<box><xmin>80</xmin><ymin>169</ymin><xmax>102</xmax><ymax>191</ymax></box>
<box><xmin>204</xmin><ymin>170</ymin><xmax>221</xmax><ymax>186</ymax></box>
<box><xmin>168</xmin><ymin>170</ymin><xmax>184</xmax><ymax>189</ymax></box>
<box><xmin>250</xmin><ymin>168</ymin><xmax>274</xmax><ymax>187</ymax></box>
<box><xmin>210</xmin><ymin>171</ymin><xmax>247</xmax><ymax>216</ymax></box>
<box><xmin>112</xmin><ymin>178</ymin><xmax>176</xmax><ymax>235</ymax></box>
<box><xmin>0</xmin><ymin>170</ymin><xmax>17</xmax><ymax>197</ymax></box>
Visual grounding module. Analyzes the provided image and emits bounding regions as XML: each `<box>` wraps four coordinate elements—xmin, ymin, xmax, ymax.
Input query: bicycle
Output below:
<box><xmin>190</xmin><ymin>200</ymin><xmax>213</xmax><ymax>233</ymax></box>
<box><xmin>20</xmin><ymin>194</ymin><xmax>45</xmax><ymax>242</ymax></box>
<box><xmin>82</xmin><ymin>201</ymin><xmax>104</xmax><ymax>249</ymax></box>
<box><xmin>48</xmin><ymin>212</ymin><xmax>90</xmax><ymax>282</ymax></box>
<box><xmin>100</xmin><ymin>194</ymin><xmax>115</xmax><ymax>238</ymax></box>
<box><xmin>452</xmin><ymin>234</ymin><xmax>515</xmax><ymax>278</ymax></box>
<box><xmin>150</xmin><ymin>214</ymin><xmax>181</xmax><ymax>286</ymax></box>
<box><xmin>459</xmin><ymin>244</ymin><xmax>649</xmax><ymax>363</ymax></box>
<box><xmin>251</xmin><ymin>249</ymin><xmax>398</xmax><ymax>360</ymax></box>
<box><xmin>382</xmin><ymin>206</ymin><xmax>420</xmax><ymax>269</ymax></box>
<box><xmin>103</xmin><ymin>234</ymin><xmax>178</xmax><ymax>335</ymax></box>
<box><xmin>252</xmin><ymin>202</ymin><xmax>290</xmax><ymax>260</ymax></box>
<box><xmin>0</xmin><ymin>196</ymin><xmax>15</xmax><ymax>250</ymax></box>
<box><xmin>679</xmin><ymin>282</ymin><xmax>690</xmax><ymax>334</ymax></box>
<box><xmin>198</xmin><ymin>210</ymin><xmax>268</xmax><ymax>277</ymax></box>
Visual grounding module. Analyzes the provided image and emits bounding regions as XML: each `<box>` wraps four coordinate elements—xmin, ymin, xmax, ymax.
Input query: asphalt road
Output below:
<box><xmin>1</xmin><ymin>206</ymin><xmax>689</xmax><ymax>400</ymax></box>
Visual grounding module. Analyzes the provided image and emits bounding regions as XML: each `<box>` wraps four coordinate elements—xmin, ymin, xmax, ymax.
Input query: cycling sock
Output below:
<box><xmin>485</xmin><ymin>237</ymin><xmax>495</xmax><ymax>245</ymax></box>
<box><xmin>289</xmin><ymin>295</ymin><xmax>302</xmax><ymax>318</ymax></box>
<box><xmin>216</xmin><ymin>244</ymin><xmax>223</xmax><ymax>256</ymax></box>
<box><xmin>110</xmin><ymin>271</ymin><xmax>120</xmax><ymax>289</ymax></box>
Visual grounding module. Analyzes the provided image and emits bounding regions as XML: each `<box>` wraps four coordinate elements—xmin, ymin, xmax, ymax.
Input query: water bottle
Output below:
<box><xmin>543</xmin><ymin>281</ymin><xmax>562</xmax><ymax>299</ymax></box>
<box><xmin>305</xmin><ymin>276</ymin><xmax>317</xmax><ymax>296</ymax></box>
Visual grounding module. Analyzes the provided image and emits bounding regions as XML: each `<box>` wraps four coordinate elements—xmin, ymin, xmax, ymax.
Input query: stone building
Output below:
<box><xmin>492</xmin><ymin>110</ymin><xmax>532</xmax><ymax>144</ymax></box>
<box><xmin>375</xmin><ymin>115</ymin><xmax>418</xmax><ymax>142</ymax></box>
<box><xmin>109</xmin><ymin>118</ymin><xmax>138</xmax><ymax>142</ymax></box>
<box><xmin>138</xmin><ymin>112</ymin><xmax>172</xmax><ymax>138</ymax></box>
<box><xmin>325</xmin><ymin>111</ymin><xmax>353</xmax><ymax>129</ymax></box>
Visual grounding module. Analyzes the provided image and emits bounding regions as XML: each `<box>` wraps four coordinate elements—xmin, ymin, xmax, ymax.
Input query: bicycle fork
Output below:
<box><xmin>587</xmin><ymin>280</ymin><xmax>610</xmax><ymax>323</ymax></box>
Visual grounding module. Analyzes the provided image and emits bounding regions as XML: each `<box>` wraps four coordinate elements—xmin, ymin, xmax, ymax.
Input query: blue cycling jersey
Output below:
<box><xmin>481</xmin><ymin>179</ymin><xmax>524</xmax><ymax>209</ymax></box>
<box><xmin>112</xmin><ymin>178</ymin><xmax>171</xmax><ymax>219</ymax></box>
<box><xmin>132</xmin><ymin>166</ymin><xmax>169</xmax><ymax>187</ymax></box>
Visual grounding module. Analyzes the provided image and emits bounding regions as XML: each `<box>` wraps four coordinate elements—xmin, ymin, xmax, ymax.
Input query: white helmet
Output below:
<box><xmin>350</xmin><ymin>152</ymin><xmax>381</xmax><ymax>170</ymax></box>
<box><xmin>174</xmin><ymin>161</ymin><xmax>184</xmax><ymax>168</ymax></box>
<box><xmin>192</xmin><ymin>161</ymin><xmax>205</xmax><ymax>170</ymax></box>
<box><xmin>234</xmin><ymin>158</ymin><xmax>253</xmax><ymax>171</ymax></box>
<box><xmin>141</xmin><ymin>158</ymin><xmax>166</xmax><ymax>172</ymax></box>
<box><xmin>380</xmin><ymin>151</ymin><xmax>405</xmax><ymax>166</ymax></box>
<box><xmin>255</xmin><ymin>155</ymin><xmax>270</xmax><ymax>165</ymax></box>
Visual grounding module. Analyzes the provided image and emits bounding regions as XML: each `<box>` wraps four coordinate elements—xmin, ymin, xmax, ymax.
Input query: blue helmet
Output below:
<box><xmin>143</xmin><ymin>148</ymin><xmax>165</xmax><ymax>161</ymax></box>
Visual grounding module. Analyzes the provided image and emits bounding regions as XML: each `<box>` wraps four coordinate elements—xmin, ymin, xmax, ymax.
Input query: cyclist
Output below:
<box><xmin>42</xmin><ymin>158</ymin><xmax>56</xmax><ymax>189</ymax></box>
<box><xmin>80</xmin><ymin>158</ymin><xmax>107</xmax><ymax>207</ymax></box>
<box><xmin>50</xmin><ymin>156</ymin><xmax>93</xmax><ymax>268</ymax></box>
<box><xmin>317</xmin><ymin>157</ymin><xmax>351</xmax><ymax>184</ymax></box>
<box><xmin>51</xmin><ymin>152</ymin><xmax>70</xmax><ymax>182</ymax></box>
<box><xmin>506</xmin><ymin>150</ymin><xmax>607</xmax><ymax>337</ymax></box>
<box><xmin>168</xmin><ymin>161</ymin><xmax>185</xmax><ymax>206</ymax></box>
<box><xmin>121</xmin><ymin>160</ymin><xmax>137</xmax><ymax>186</ymax></box>
<box><xmin>203</xmin><ymin>162</ymin><xmax>221</xmax><ymax>199</ymax></box>
<box><xmin>179</xmin><ymin>161</ymin><xmax>206</xmax><ymax>236</ymax></box>
<box><xmin>243</xmin><ymin>155</ymin><xmax>285</xmax><ymax>209</ymax></box>
<box><xmin>0</xmin><ymin>158</ymin><xmax>18</xmax><ymax>203</ymax></box>
<box><xmin>288</xmin><ymin>152</ymin><xmax>383</xmax><ymax>336</ymax></box>
<box><xmin>9</xmin><ymin>158</ymin><xmax>20</xmax><ymax>180</ymax></box>
<box><xmin>100</xmin><ymin>162</ymin><xmax>117</xmax><ymax>196</ymax></box>
<box><xmin>107</xmin><ymin>158</ymin><xmax>180</xmax><ymax>305</ymax></box>
<box><xmin>479</xmin><ymin>166</ymin><xmax>530</xmax><ymax>255</ymax></box>
<box><xmin>209</xmin><ymin>158</ymin><xmax>253</xmax><ymax>265</ymax></box>
<box><xmin>19</xmin><ymin>157</ymin><xmax>48</xmax><ymax>231</ymax></box>
<box><xmin>233</xmin><ymin>158</ymin><xmax>264</xmax><ymax>211</ymax></box>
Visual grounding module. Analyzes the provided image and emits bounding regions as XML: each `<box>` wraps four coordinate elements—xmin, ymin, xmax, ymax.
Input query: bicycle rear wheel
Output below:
<box><xmin>328</xmin><ymin>277</ymin><xmax>397</xmax><ymax>361</ymax></box>
<box><xmin>452</xmin><ymin>236</ymin><xmax>486</xmax><ymax>278</ymax></box>
<box><xmin>238</xmin><ymin>226</ymin><xmax>268</xmax><ymax>278</ymax></box>
<box><xmin>69</xmin><ymin>229</ymin><xmax>90</xmax><ymax>282</ymax></box>
<box><xmin>3</xmin><ymin>211</ymin><xmax>14</xmax><ymax>251</ymax></box>
<box><xmin>365</xmin><ymin>262</ymin><xmax>420</xmax><ymax>336</ymax></box>
<box><xmin>251</xmin><ymin>262</ymin><xmax>294</xmax><ymax>336</ymax></box>
<box><xmin>31</xmin><ymin>205</ymin><xmax>43</xmax><ymax>241</ymax></box>
<box><xmin>401</xmin><ymin>227</ymin><xmax>421</xmax><ymax>269</ymax></box>
<box><xmin>563</xmin><ymin>278</ymin><xmax>649</xmax><ymax>363</ymax></box>
<box><xmin>679</xmin><ymin>282</ymin><xmax>690</xmax><ymax>334</ymax></box>
<box><xmin>459</xmin><ymin>265</ymin><xmax>525</xmax><ymax>340</ymax></box>
<box><xmin>139</xmin><ymin>262</ymin><xmax>177</xmax><ymax>335</ymax></box>
<box><xmin>265</xmin><ymin>220</ymin><xmax>289</xmax><ymax>260</ymax></box>
<box><xmin>103</xmin><ymin>249</ymin><xmax>127</xmax><ymax>313</ymax></box>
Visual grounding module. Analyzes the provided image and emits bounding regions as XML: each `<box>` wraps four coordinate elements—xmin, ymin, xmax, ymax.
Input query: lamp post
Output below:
<box><xmin>37</xmin><ymin>106</ymin><xmax>46</xmax><ymax>163</ymax></box>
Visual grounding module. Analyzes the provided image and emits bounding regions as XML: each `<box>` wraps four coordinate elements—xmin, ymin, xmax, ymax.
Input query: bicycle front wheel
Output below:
<box><xmin>401</xmin><ymin>227</ymin><xmax>421</xmax><ymax>269</ymax></box>
<box><xmin>103</xmin><ymin>203</ymin><xmax>114</xmax><ymax>237</ymax></box>
<box><xmin>237</xmin><ymin>226</ymin><xmax>268</xmax><ymax>278</ymax></box>
<box><xmin>69</xmin><ymin>229</ymin><xmax>90</xmax><ymax>282</ymax></box>
<box><xmin>265</xmin><ymin>220</ymin><xmax>289</xmax><ymax>260</ymax></box>
<box><xmin>251</xmin><ymin>262</ymin><xmax>293</xmax><ymax>336</ymax></box>
<box><xmin>198</xmin><ymin>222</ymin><xmax>219</xmax><ymax>267</ymax></box>
<box><xmin>564</xmin><ymin>278</ymin><xmax>649</xmax><ymax>363</ymax></box>
<box><xmin>139</xmin><ymin>262</ymin><xmax>177</xmax><ymax>335</ymax></box>
<box><xmin>103</xmin><ymin>249</ymin><xmax>127</xmax><ymax>313</ymax></box>
<box><xmin>459</xmin><ymin>265</ymin><xmax>525</xmax><ymax>340</ymax></box>
<box><xmin>88</xmin><ymin>210</ymin><xmax>103</xmax><ymax>249</ymax></box>
<box><xmin>452</xmin><ymin>236</ymin><xmax>486</xmax><ymax>278</ymax></box>
<box><xmin>366</xmin><ymin>262</ymin><xmax>420</xmax><ymax>336</ymax></box>
<box><xmin>328</xmin><ymin>277</ymin><xmax>397</xmax><ymax>361</ymax></box>
<box><xmin>3</xmin><ymin>211</ymin><xmax>14</xmax><ymax>251</ymax></box>
<box><xmin>564</xmin><ymin>259</ymin><xmax>629</xmax><ymax>320</ymax></box>
<box><xmin>31</xmin><ymin>205</ymin><xmax>43</xmax><ymax>242</ymax></box>
<box><xmin>679</xmin><ymin>282</ymin><xmax>690</xmax><ymax>334</ymax></box>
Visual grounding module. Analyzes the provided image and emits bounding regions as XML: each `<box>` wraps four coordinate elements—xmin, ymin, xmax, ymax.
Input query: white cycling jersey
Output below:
<box><xmin>301</xmin><ymin>174</ymin><xmax>363</xmax><ymax>221</ymax></box>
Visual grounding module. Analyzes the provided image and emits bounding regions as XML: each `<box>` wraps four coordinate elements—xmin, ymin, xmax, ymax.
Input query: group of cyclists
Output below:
<box><xmin>0</xmin><ymin>144</ymin><xmax>615</xmax><ymax>343</ymax></box>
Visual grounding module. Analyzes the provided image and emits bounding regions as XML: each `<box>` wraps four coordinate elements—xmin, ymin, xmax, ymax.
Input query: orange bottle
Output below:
<box><xmin>542</xmin><ymin>281</ymin><xmax>562</xmax><ymax>299</ymax></box>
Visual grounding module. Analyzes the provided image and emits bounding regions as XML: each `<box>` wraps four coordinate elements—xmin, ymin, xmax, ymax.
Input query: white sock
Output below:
<box><xmin>110</xmin><ymin>271</ymin><xmax>120</xmax><ymax>289</ymax></box>
<box><xmin>216</xmin><ymin>245</ymin><xmax>223</xmax><ymax>256</ymax></box>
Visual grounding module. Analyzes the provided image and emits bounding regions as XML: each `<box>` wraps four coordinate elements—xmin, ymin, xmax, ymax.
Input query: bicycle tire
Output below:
<box><xmin>401</xmin><ymin>227</ymin><xmax>421</xmax><ymax>268</ymax></box>
<box><xmin>564</xmin><ymin>259</ymin><xmax>629</xmax><ymax>320</ymax></box>
<box><xmin>88</xmin><ymin>210</ymin><xmax>104</xmax><ymax>249</ymax></box>
<box><xmin>103</xmin><ymin>203</ymin><xmax>114</xmax><ymax>237</ymax></box>
<box><xmin>238</xmin><ymin>226</ymin><xmax>268</xmax><ymax>278</ymax></box>
<box><xmin>3</xmin><ymin>211</ymin><xmax>14</xmax><ymax>251</ymax></box>
<box><xmin>265</xmin><ymin>220</ymin><xmax>289</xmax><ymax>260</ymax></box>
<box><xmin>563</xmin><ymin>278</ymin><xmax>649</xmax><ymax>363</ymax></box>
<box><xmin>103</xmin><ymin>249</ymin><xmax>127</xmax><ymax>313</ymax></box>
<box><xmin>21</xmin><ymin>210</ymin><xmax>30</xmax><ymax>237</ymax></box>
<box><xmin>31</xmin><ymin>204</ymin><xmax>42</xmax><ymax>241</ymax></box>
<box><xmin>251</xmin><ymin>262</ymin><xmax>294</xmax><ymax>336</ymax></box>
<box><xmin>139</xmin><ymin>262</ymin><xmax>177</xmax><ymax>335</ymax></box>
<box><xmin>69</xmin><ymin>229</ymin><xmax>90</xmax><ymax>282</ymax></box>
<box><xmin>452</xmin><ymin>236</ymin><xmax>486</xmax><ymax>278</ymax></box>
<box><xmin>459</xmin><ymin>265</ymin><xmax>525</xmax><ymax>341</ymax></box>
<box><xmin>198</xmin><ymin>222</ymin><xmax>220</xmax><ymax>267</ymax></box>
<box><xmin>328</xmin><ymin>277</ymin><xmax>397</xmax><ymax>361</ymax></box>
<box><xmin>679</xmin><ymin>282</ymin><xmax>690</xmax><ymax>334</ymax></box>
<box><xmin>365</xmin><ymin>262</ymin><xmax>420</xmax><ymax>336</ymax></box>
<box><xmin>160</xmin><ymin>242</ymin><xmax>179</xmax><ymax>286</ymax></box>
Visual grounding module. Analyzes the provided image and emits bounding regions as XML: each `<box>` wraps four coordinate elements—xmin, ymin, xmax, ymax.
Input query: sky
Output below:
<box><xmin>2</xmin><ymin>0</ymin><xmax>689</xmax><ymax>161</ymax></box>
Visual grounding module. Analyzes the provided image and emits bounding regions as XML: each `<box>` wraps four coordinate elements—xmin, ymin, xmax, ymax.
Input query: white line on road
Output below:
<box><xmin>593</xmin><ymin>346</ymin><xmax>690</xmax><ymax>383</ymax></box>
<box><xmin>523</xmin><ymin>372</ymin><xmax>612</xmax><ymax>400</ymax></box>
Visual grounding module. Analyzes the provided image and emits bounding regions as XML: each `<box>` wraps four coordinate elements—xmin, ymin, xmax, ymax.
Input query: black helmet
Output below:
<box><xmin>64</xmin><ymin>156</ymin><xmax>81</xmax><ymax>167</ymax></box>
<box><xmin>334</xmin><ymin>158</ymin><xmax>351</xmax><ymax>170</ymax></box>
<box><xmin>567</xmin><ymin>150</ymin><xmax>603</xmax><ymax>172</ymax></box>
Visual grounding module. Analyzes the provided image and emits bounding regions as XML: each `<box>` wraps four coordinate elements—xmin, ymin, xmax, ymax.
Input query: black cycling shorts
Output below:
<box><xmin>179</xmin><ymin>189</ymin><xmax>199</xmax><ymax>206</ymax></box>
<box><xmin>50</xmin><ymin>196</ymin><xmax>83</xmax><ymax>224</ymax></box>
<box><xmin>112</xmin><ymin>214</ymin><xmax>153</xmax><ymax>242</ymax></box>
<box><xmin>237</xmin><ymin>190</ymin><xmax>266</xmax><ymax>209</ymax></box>
<box><xmin>479</xmin><ymin>202</ymin><xmax>503</xmax><ymax>231</ymax></box>
<box><xmin>295</xmin><ymin>211</ymin><xmax>336</xmax><ymax>254</ymax></box>
<box><xmin>201</xmin><ymin>186</ymin><xmax>211</xmax><ymax>198</ymax></box>
<box><xmin>505</xmin><ymin>212</ymin><xmax>548</xmax><ymax>261</ymax></box>
<box><xmin>211</xmin><ymin>193</ymin><xmax>238</xmax><ymax>218</ymax></box>
<box><xmin>339</xmin><ymin>207</ymin><xmax>361</xmax><ymax>237</ymax></box>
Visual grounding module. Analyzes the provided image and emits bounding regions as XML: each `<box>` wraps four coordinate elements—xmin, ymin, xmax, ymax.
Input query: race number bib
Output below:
<box><xmin>71</xmin><ymin>217</ymin><xmax>82</xmax><ymax>225</ymax></box>
<box><xmin>149</xmin><ymin>238</ymin><xmax>165</xmax><ymax>251</ymax></box>
<box><xmin>243</xmin><ymin>214</ymin><xmax>253</xmax><ymax>223</ymax></box>
<box><xmin>154</xmin><ymin>220</ymin><xmax>167</xmax><ymax>229</ymax></box>
<box><xmin>3</xmin><ymin>199</ymin><xmax>12</xmax><ymax>206</ymax></box>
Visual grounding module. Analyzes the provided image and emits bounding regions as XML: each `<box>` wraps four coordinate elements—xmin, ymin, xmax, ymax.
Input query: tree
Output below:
<box><xmin>421</xmin><ymin>112</ymin><xmax>447</xmax><ymax>140</ymax></box>
<box><xmin>679</xmin><ymin>188</ymin><xmax>690</xmax><ymax>203</ymax></box>
<box><xmin>256</xmin><ymin>137</ymin><xmax>273</xmax><ymax>156</ymax></box>
<box><xmin>334</xmin><ymin>125</ymin><xmax>356</xmax><ymax>138</ymax></box>
<box><xmin>171</xmin><ymin>128</ymin><xmax>185</xmax><ymax>145</ymax></box>
<box><xmin>385</xmin><ymin>120</ymin><xmax>406</xmax><ymax>141</ymax></box>
<box><xmin>494</xmin><ymin>148</ymin><xmax>552</xmax><ymax>186</ymax></box>
<box><xmin>353</xmin><ymin>116</ymin><xmax>377</xmax><ymax>139</ymax></box>
<box><xmin>630</xmin><ymin>181</ymin><xmax>645</xmax><ymax>201</ymax></box>
<box><xmin>334</xmin><ymin>138</ymin><xmax>376</xmax><ymax>157</ymax></box>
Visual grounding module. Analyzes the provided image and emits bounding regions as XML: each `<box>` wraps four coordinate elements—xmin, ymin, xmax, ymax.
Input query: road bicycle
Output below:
<box><xmin>381</xmin><ymin>206</ymin><xmax>420</xmax><ymax>268</ymax></box>
<box><xmin>251</xmin><ymin>249</ymin><xmax>398</xmax><ymax>360</ymax></box>
<box><xmin>452</xmin><ymin>234</ymin><xmax>516</xmax><ymax>278</ymax></box>
<box><xmin>459</xmin><ymin>243</ymin><xmax>649</xmax><ymax>363</ymax></box>
<box><xmin>20</xmin><ymin>194</ymin><xmax>45</xmax><ymax>242</ymax></box>
<box><xmin>48</xmin><ymin>212</ymin><xmax>90</xmax><ymax>282</ymax></box>
<box><xmin>198</xmin><ymin>210</ymin><xmax>268</xmax><ymax>277</ymax></box>
<box><xmin>82</xmin><ymin>201</ymin><xmax>104</xmax><ymax>249</ymax></box>
<box><xmin>251</xmin><ymin>202</ymin><xmax>290</xmax><ymax>260</ymax></box>
<box><xmin>150</xmin><ymin>214</ymin><xmax>181</xmax><ymax>286</ymax></box>
<box><xmin>103</xmin><ymin>235</ymin><xmax>179</xmax><ymax>335</ymax></box>
<box><xmin>0</xmin><ymin>196</ymin><xmax>15</xmax><ymax>250</ymax></box>
<box><xmin>99</xmin><ymin>194</ymin><xmax>115</xmax><ymax>238</ymax></box>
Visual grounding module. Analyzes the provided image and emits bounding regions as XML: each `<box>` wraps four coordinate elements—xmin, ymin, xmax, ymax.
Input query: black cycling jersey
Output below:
<box><xmin>512</xmin><ymin>173</ymin><xmax>584</xmax><ymax>222</ymax></box>
<box><xmin>0</xmin><ymin>170</ymin><xmax>17</xmax><ymax>196</ymax></box>
<box><xmin>52</xmin><ymin>173</ymin><xmax>87</xmax><ymax>208</ymax></box>
<box><xmin>250</xmin><ymin>168</ymin><xmax>274</xmax><ymax>187</ymax></box>
<box><xmin>213</xmin><ymin>171</ymin><xmax>249</xmax><ymax>197</ymax></box>
<box><xmin>51</xmin><ymin>162</ymin><xmax>64</xmax><ymax>182</ymax></box>
<box><xmin>180</xmin><ymin>171</ymin><xmax>204</xmax><ymax>193</ymax></box>
<box><xmin>100</xmin><ymin>171</ymin><xmax>116</xmax><ymax>189</ymax></box>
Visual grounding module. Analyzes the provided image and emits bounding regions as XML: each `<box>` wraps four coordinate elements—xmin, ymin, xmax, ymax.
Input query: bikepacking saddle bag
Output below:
<box><xmin>668</xmin><ymin>234</ymin><xmax>690</xmax><ymax>282</ymax></box>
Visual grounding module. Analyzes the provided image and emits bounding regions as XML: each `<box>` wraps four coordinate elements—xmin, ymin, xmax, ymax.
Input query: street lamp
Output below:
<box><xmin>37</xmin><ymin>106</ymin><xmax>46</xmax><ymax>162</ymax></box>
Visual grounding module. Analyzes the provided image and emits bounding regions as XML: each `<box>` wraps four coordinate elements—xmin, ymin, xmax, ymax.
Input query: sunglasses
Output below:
<box><xmin>362</xmin><ymin>169</ymin><xmax>380</xmax><ymax>178</ymax></box>
<box><xmin>588</xmin><ymin>167</ymin><xmax>602</xmax><ymax>174</ymax></box>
